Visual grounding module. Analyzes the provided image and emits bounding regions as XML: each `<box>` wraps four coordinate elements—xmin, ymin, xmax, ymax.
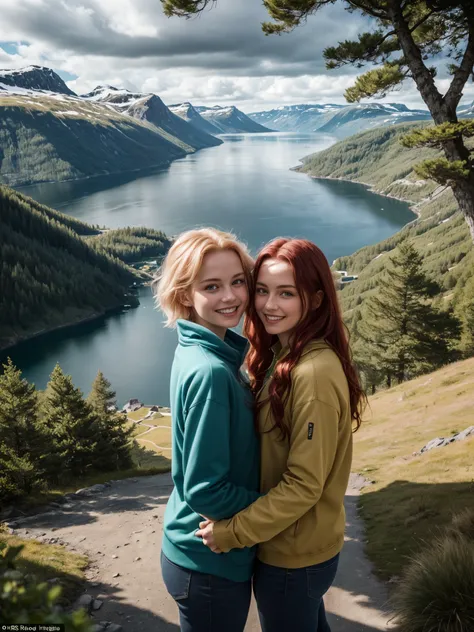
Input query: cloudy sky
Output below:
<box><xmin>1</xmin><ymin>0</ymin><xmax>473</xmax><ymax>112</ymax></box>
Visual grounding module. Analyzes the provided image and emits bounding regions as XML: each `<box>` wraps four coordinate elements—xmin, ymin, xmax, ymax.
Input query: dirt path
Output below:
<box><xmin>9</xmin><ymin>474</ymin><xmax>393</xmax><ymax>631</ymax></box>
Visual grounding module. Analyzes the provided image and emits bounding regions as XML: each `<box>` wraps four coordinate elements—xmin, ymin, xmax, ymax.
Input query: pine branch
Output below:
<box><xmin>324</xmin><ymin>31</ymin><xmax>399</xmax><ymax>69</ymax></box>
<box><xmin>346</xmin><ymin>0</ymin><xmax>388</xmax><ymax>20</ymax></box>
<box><xmin>401</xmin><ymin>121</ymin><xmax>474</xmax><ymax>148</ymax></box>
<box><xmin>160</xmin><ymin>0</ymin><xmax>215</xmax><ymax>17</ymax></box>
<box><xmin>345</xmin><ymin>63</ymin><xmax>408</xmax><ymax>102</ymax></box>
<box><xmin>414</xmin><ymin>158</ymin><xmax>470</xmax><ymax>185</ymax></box>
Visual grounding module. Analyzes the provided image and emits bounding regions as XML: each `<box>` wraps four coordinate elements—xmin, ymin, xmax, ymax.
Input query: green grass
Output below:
<box><xmin>0</xmin><ymin>524</ymin><xmax>89</xmax><ymax>606</ymax></box>
<box><xmin>354</xmin><ymin>357</ymin><xmax>474</xmax><ymax>579</ymax></box>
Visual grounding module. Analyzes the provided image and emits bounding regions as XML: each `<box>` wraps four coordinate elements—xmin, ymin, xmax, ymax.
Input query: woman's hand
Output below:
<box><xmin>196</xmin><ymin>520</ymin><xmax>223</xmax><ymax>554</ymax></box>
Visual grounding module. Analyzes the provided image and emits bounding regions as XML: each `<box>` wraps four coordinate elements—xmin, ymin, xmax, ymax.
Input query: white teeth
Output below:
<box><xmin>217</xmin><ymin>307</ymin><xmax>238</xmax><ymax>314</ymax></box>
<box><xmin>266</xmin><ymin>315</ymin><xmax>284</xmax><ymax>321</ymax></box>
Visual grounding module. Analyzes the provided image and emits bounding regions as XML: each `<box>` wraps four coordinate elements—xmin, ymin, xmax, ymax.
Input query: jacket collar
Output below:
<box><xmin>176</xmin><ymin>319</ymin><xmax>248</xmax><ymax>372</ymax></box>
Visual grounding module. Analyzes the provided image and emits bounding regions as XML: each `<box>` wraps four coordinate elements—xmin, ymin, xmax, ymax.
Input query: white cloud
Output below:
<box><xmin>0</xmin><ymin>0</ymin><xmax>472</xmax><ymax>111</ymax></box>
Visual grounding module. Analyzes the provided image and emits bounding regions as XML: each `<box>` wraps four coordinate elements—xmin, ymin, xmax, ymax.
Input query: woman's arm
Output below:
<box><xmin>182</xmin><ymin>397</ymin><xmax>260</xmax><ymax>521</ymax></box>
<box><xmin>210</xmin><ymin>398</ymin><xmax>340</xmax><ymax>551</ymax></box>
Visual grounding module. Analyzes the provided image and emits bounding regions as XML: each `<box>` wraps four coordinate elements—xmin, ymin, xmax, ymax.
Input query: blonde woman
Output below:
<box><xmin>153</xmin><ymin>228</ymin><xmax>260</xmax><ymax>632</ymax></box>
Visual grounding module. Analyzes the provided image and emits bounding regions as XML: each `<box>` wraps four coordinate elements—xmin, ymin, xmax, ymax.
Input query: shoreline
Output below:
<box><xmin>0</xmin><ymin>303</ymin><xmax>134</xmax><ymax>354</ymax></box>
<box><xmin>7</xmin><ymin>139</ymin><xmax>222</xmax><ymax>190</ymax></box>
<box><xmin>296</xmin><ymin>168</ymin><xmax>422</xmax><ymax>219</ymax></box>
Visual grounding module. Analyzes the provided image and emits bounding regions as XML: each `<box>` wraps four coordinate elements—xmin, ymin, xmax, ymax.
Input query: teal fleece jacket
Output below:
<box><xmin>161</xmin><ymin>320</ymin><xmax>260</xmax><ymax>582</ymax></box>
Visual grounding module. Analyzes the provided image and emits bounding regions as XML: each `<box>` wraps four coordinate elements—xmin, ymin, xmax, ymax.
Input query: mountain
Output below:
<box><xmin>83</xmin><ymin>86</ymin><xmax>222</xmax><ymax>150</ymax></box>
<box><xmin>0</xmin><ymin>67</ymin><xmax>226</xmax><ymax>186</ymax></box>
<box><xmin>298</xmin><ymin>123</ymin><xmax>474</xmax><ymax>350</ymax></box>
<box><xmin>169</xmin><ymin>102</ymin><xmax>222</xmax><ymax>136</ymax></box>
<box><xmin>195</xmin><ymin>105</ymin><xmax>273</xmax><ymax>133</ymax></box>
<box><xmin>316</xmin><ymin>103</ymin><xmax>432</xmax><ymax>137</ymax></box>
<box><xmin>0</xmin><ymin>65</ymin><xmax>76</xmax><ymax>96</ymax></box>
<box><xmin>248</xmin><ymin>102</ymin><xmax>432</xmax><ymax>137</ymax></box>
<box><xmin>248</xmin><ymin>104</ymin><xmax>343</xmax><ymax>132</ymax></box>
<box><xmin>0</xmin><ymin>185</ymin><xmax>140</xmax><ymax>349</ymax></box>
<box><xmin>0</xmin><ymin>92</ymin><xmax>192</xmax><ymax>186</ymax></box>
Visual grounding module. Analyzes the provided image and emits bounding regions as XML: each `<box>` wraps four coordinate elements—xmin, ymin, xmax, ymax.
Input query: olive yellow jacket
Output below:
<box><xmin>213</xmin><ymin>339</ymin><xmax>353</xmax><ymax>568</ymax></box>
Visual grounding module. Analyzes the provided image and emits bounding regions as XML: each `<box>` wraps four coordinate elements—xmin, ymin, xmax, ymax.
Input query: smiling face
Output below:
<box><xmin>185</xmin><ymin>249</ymin><xmax>249</xmax><ymax>339</ymax></box>
<box><xmin>255</xmin><ymin>258</ymin><xmax>304</xmax><ymax>348</ymax></box>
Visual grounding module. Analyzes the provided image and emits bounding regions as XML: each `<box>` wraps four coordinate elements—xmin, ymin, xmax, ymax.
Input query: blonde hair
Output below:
<box><xmin>152</xmin><ymin>228</ymin><xmax>254</xmax><ymax>328</ymax></box>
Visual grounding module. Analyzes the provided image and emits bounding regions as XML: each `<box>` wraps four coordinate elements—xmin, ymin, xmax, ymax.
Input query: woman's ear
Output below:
<box><xmin>312</xmin><ymin>290</ymin><xmax>324</xmax><ymax>310</ymax></box>
<box><xmin>179</xmin><ymin>291</ymin><xmax>193</xmax><ymax>308</ymax></box>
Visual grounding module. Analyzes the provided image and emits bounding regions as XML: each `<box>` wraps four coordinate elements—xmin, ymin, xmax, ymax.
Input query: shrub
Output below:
<box><xmin>391</xmin><ymin>515</ymin><xmax>474</xmax><ymax>632</ymax></box>
<box><xmin>0</xmin><ymin>541</ymin><xmax>92</xmax><ymax>629</ymax></box>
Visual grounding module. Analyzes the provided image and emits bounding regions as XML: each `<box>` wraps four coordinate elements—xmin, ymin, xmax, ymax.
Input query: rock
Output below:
<box><xmin>75</xmin><ymin>484</ymin><xmax>107</xmax><ymax>497</ymax></box>
<box><xmin>123</xmin><ymin>543</ymin><xmax>130</xmax><ymax>546</ymax></box>
<box><xmin>134</xmin><ymin>557</ymin><xmax>141</xmax><ymax>562</ymax></box>
<box><xmin>92</xmin><ymin>599</ymin><xmax>103</xmax><ymax>611</ymax></box>
<box><xmin>91</xmin><ymin>625</ymin><xmax>104</xmax><ymax>632</ymax></box>
<box><xmin>112</xmin><ymin>555</ymin><xmax>118</xmax><ymax>559</ymax></box>
<box><xmin>106</xmin><ymin>624</ymin><xmax>123</xmax><ymax>632</ymax></box>
<box><xmin>47</xmin><ymin>578</ymin><xmax>61</xmax><ymax>585</ymax></box>
<box><xmin>51</xmin><ymin>527</ymin><xmax>58</xmax><ymax>532</ymax></box>
<box><xmin>7</xmin><ymin>521</ymin><xmax>19</xmax><ymax>529</ymax></box>
<box><xmin>112</xmin><ymin>572</ymin><xmax>120</xmax><ymax>578</ymax></box>
<box><xmin>454</xmin><ymin>425</ymin><xmax>474</xmax><ymax>441</ymax></box>
<box><xmin>91</xmin><ymin>582</ymin><xmax>101</xmax><ymax>587</ymax></box>
<box><xmin>419</xmin><ymin>437</ymin><xmax>445</xmax><ymax>453</ymax></box>
<box><xmin>76</xmin><ymin>594</ymin><xmax>94</xmax><ymax>612</ymax></box>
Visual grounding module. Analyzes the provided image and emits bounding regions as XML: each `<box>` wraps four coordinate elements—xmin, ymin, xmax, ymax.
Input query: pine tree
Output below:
<box><xmin>87</xmin><ymin>371</ymin><xmax>133</xmax><ymax>471</ymax></box>
<box><xmin>41</xmin><ymin>364</ymin><xmax>100</xmax><ymax>482</ymax></box>
<box><xmin>357</xmin><ymin>242</ymin><xmax>461</xmax><ymax>385</ymax></box>
<box><xmin>0</xmin><ymin>358</ymin><xmax>46</xmax><ymax>500</ymax></box>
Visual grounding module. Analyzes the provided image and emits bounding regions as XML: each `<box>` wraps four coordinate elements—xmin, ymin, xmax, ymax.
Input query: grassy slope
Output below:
<box><xmin>353</xmin><ymin>357</ymin><xmax>474</xmax><ymax>579</ymax></box>
<box><xmin>0</xmin><ymin>95</ymin><xmax>195</xmax><ymax>186</ymax></box>
<box><xmin>300</xmin><ymin>123</ymin><xmax>474</xmax><ymax>316</ymax></box>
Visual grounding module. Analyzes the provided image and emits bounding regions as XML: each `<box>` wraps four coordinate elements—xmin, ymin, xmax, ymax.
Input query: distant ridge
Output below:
<box><xmin>195</xmin><ymin>105</ymin><xmax>273</xmax><ymax>133</ymax></box>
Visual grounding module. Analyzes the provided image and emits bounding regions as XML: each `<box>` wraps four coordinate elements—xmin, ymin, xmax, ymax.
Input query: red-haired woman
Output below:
<box><xmin>197</xmin><ymin>238</ymin><xmax>365</xmax><ymax>632</ymax></box>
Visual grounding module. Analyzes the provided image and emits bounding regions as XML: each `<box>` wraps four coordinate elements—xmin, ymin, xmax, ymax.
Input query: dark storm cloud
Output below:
<box><xmin>0</xmin><ymin>0</ymin><xmax>367</xmax><ymax>77</ymax></box>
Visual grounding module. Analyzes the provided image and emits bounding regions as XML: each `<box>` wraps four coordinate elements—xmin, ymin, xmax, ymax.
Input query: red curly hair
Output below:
<box><xmin>244</xmin><ymin>238</ymin><xmax>365</xmax><ymax>439</ymax></box>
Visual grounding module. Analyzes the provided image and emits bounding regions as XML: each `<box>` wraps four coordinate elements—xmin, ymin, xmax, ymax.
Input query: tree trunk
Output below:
<box><xmin>451</xmin><ymin>180</ymin><xmax>474</xmax><ymax>242</ymax></box>
<box><xmin>443</xmin><ymin>137</ymin><xmax>474</xmax><ymax>242</ymax></box>
<box><xmin>390</xmin><ymin>1</ymin><xmax>474</xmax><ymax>242</ymax></box>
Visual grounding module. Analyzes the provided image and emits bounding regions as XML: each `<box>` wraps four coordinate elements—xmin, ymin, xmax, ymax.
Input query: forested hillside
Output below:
<box><xmin>90</xmin><ymin>227</ymin><xmax>172</xmax><ymax>263</ymax></box>
<box><xmin>0</xmin><ymin>186</ymin><xmax>140</xmax><ymax>349</ymax></box>
<box><xmin>0</xmin><ymin>98</ymin><xmax>192</xmax><ymax>186</ymax></box>
<box><xmin>299</xmin><ymin>124</ymin><xmax>474</xmax><ymax>358</ymax></box>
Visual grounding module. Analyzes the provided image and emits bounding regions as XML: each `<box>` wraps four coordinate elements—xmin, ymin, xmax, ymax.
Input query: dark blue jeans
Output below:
<box><xmin>253</xmin><ymin>554</ymin><xmax>339</xmax><ymax>632</ymax></box>
<box><xmin>161</xmin><ymin>552</ymin><xmax>252</xmax><ymax>632</ymax></box>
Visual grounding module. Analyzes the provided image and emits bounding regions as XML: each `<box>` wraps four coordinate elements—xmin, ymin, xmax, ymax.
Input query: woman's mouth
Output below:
<box><xmin>216</xmin><ymin>306</ymin><xmax>239</xmax><ymax>315</ymax></box>
<box><xmin>264</xmin><ymin>314</ymin><xmax>285</xmax><ymax>323</ymax></box>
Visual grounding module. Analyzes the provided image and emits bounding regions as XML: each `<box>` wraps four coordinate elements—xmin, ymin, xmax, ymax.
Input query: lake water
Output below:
<box><xmin>6</xmin><ymin>133</ymin><xmax>414</xmax><ymax>407</ymax></box>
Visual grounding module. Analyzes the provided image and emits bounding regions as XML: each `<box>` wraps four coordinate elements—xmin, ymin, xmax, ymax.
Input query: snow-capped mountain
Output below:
<box><xmin>248</xmin><ymin>102</ymin><xmax>433</xmax><ymax>137</ymax></box>
<box><xmin>249</xmin><ymin>104</ymin><xmax>343</xmax><ymax>132</ymax></box>
<box><xmin>82</xmin><ymin>86</ymin><xmax>222</xmax><ymax>150</ymax></box>
<box><xmin>195</xmin><ymin>105</ymin><xmax>272</xmax><ymax>133</ymax></box>
<box><xmin>0</xmin><ymin>68</ymin><xmax>222</xmax><ymax>186</ymax></box>
<box><xmin>0</xmin><ymin>65</ymin><xmax>76</xmax><ymax>96</ymax></box>
<box><xmin>169</xmin><ymin>102</ymin><xmax>222</xmax><ymax>136</ymax></box>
